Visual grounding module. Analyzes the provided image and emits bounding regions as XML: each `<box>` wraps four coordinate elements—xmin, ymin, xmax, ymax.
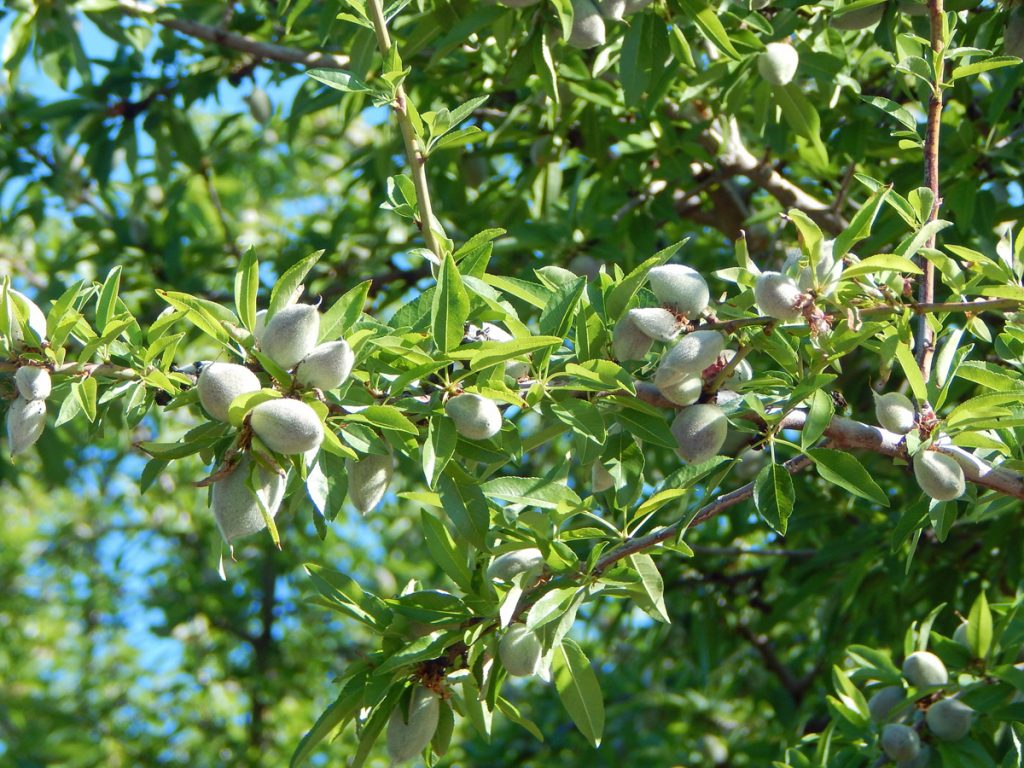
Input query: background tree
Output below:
<box><xmin>1</xmin><ymin>0</ymin><xmax>1023</xmax><ymax>766</ymax></box>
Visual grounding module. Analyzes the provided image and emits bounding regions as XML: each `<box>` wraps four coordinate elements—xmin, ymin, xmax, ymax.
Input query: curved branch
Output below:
<box><xmin>117</xmin><ymin>0</ymin><xmax>351</xmax><ymax>70</ymax></box>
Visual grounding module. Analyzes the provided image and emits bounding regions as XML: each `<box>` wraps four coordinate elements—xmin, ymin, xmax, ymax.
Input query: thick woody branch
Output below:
<box><xmin>714</xmin><ymin>118</ymin><xmax>848</xmax><ymax>235</ymax></box>
<box><xmin>117</xmin><ymin>0</ymin><xmax>351</xmax><ymax>70</ymax></box>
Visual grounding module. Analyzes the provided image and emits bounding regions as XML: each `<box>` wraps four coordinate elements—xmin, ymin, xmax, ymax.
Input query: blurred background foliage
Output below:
<box><xmin>1</xmin><ymin>0</ymin><xmax>1023</xmax><ymax>765</ymax></box>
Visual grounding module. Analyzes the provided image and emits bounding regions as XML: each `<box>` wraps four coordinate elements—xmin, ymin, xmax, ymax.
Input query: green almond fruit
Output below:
<box><xmin>671</xmin><ymin>404</ymin><xmax>728</xmax><ymax>464</ymax></box>
<box><xmin>386</xmin><ymin>687</ymin><xmax>440</xmax><ymax>764</ymax></box>
<box><xmin>7</xmin><ymin>396</ymin><xmax>46</xmax><ymax>456</ymax></box>
<box><xmin>295</xmin><ymin>340</ymin><xmax>354</xmax><ymax>391</ymax></box>
<box><xmin>913</xmin><ymin>451</ymin><xmax>966</xmax><ymax>502</ymax></box>
<box><xmin>445</xmin><ymin>393</ymin><xmax>503</xmax><ymax>440</ymax></box>
<box><xmin>881</xmin><ymin>723</ymin><xmax>920</xmax><ymax>762</ymax></box>
<box><xmin>499</xmin><ymin>625</ymin><xmax>543</xmax><ymax>676</ymax></box>
<box><xmin>346</xmin><ymin>453</ymin><xmax>394</xmax><ymax>514</ymax></box>
<box><xmin>487</xmin><ymin>548</ymin><xmax>544</xmax><ymax>581</ymax></box>
<box><xmin>568</xmin><ymin>0</ymin><xmax>606</xmax><ymax>49</ymax></box>
<box><xmin>250</xmin><ymin>398</ymin><xmax>324</xmax><ymax>455</ymax></box>
<box><xmin>260</xmin><ymin>304</ymin><xmax>320</xmax><ymax>370</ymax></box>
<box><xmin>15</xmin><ymin>366</ymin><xmax>51</xmax><ymax>402</ymax></box>
<box><xmin>198</xmin><ymin>362</ymin><xmax>262</xmax><ymax>423</ymax></box>
<box><xmin>926</xmin><ymin>698</ymin><xmax>973</xmax><ymax>741</ymax></box>
<box><xmin>902</xmin><ymin>650</ymin><xmax>949</xmax><ymax>688</ymax></box>
<box><xmin>612</xmin><ymin>314</ymin><xmax>655</xmax><ymax>362</ymax></box>
<box><xmin>648</xmin><ymin>264</ymin><xmax>710</xmax><ymax>318</ymax></box>
<box><xmin>211</xmin><ymin>454</ymin><xmax>286</xmax><ymax>545</ymax></box>
<box><xmin>754</xmin><ymin>271</ymin><xmax>803</xmax><ymax>321</ymax></box>
<box><xmin>874</xmin><ymin>391</ymin><xmax>916</xmax><ymax>435</ymax></box>
<box><xmin>757</xmin><ymin>42</ymin><xmax>800</xmax><ymax>86</ymax></box>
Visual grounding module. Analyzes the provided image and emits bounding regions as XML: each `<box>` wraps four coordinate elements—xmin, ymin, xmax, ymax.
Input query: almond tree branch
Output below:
<box><xmin>117</xmin><ymin>0</ymin><xmax>351</xmax><ymax>69</ymax></box>
<box><xmin>917</xmin><ymin>0</ymin><xmax>947</xmax><ymax>380</ymax></box>
<box><xmin>365</xmin><ymin>0</ymin><xmax>443</xmax><ymax>259</ymax></box>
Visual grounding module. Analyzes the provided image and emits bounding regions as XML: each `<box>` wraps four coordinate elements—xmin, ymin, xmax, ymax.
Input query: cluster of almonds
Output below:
<box><xmin>869</xmin><ymin>650</ymin><xmax>975</xmax><ymax>765</ymax></box>
<box><xmin>382</xmin><ymin>547</ymin><xmax>546</xmax><ymax>762</ymax></box>
<box><xmin>498</xmin><ymin>0</ymin><xmax>653</xmax><ymax>49</ymax></box>
<box><xmin>196</xmin><ymin>303</ymin><xmax>364</xmax><ymax>545</ymax></box>
<box><xmin>873</xmin><ymin>391</ymin><xmax>966</xmax><ymax>502</ymax></box>
<box><xmin>3</xmin><ymin>290</ymin><xmax>51</xmax><ymax>456</ymax></box>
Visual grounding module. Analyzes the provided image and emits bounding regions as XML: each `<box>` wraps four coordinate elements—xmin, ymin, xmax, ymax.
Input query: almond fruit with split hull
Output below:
<box><xmin>15</xmin><ymin>366</ymin><xmax>51</xmax><ymax>401</ymax></box>
<box><xmin>197</xmin><ymin>362</ymin><xmax>262</xmax><ymax>423</ymax></box>
<box><xmin>249</xmin><ymin>399</ymin><xmax>324</xmax><ymax>455</ymax></box>
<box><xmin>671</xmin><ymin>404</ymin><xmax>728</xmax><ymax>464</ymax></box>
<box><xmin>757</xmin><ymin>42</ymin><xmax>800</xmax><ymax>86</ymax></box>
<box><xmin>211</xmin><ymin>455</ymin><xmax>286</xmax><ymax>544</ymax></box>
<box><xmin>7</xmin><ymin>397</ymin><xmax>46</xmax><ymax>455</ymax></box>
<box><xmin>499</xmin><ymin>625</ymin><xmax>543</xmax><ymax>676</ymax></box>
<box><xmin>445</xmin><ymin>393</ymin><xmax>503</xmax><ymax>440</ymax></box>
<box><xmin>346</xmin><ymin>453</ymin><xmax>394</xmax><ymax>514</ymax></box>
<box><xmin>386</xmin><ymin>688</ymin><xmax>441</xmax><ymax>764</ymax></box>
<box><xmin>260</xmin><ymin>304</ymin><xmax>320</xmax><ymax>370</ymax></box>
<box><xmin>648</xmin><ymin>264</ymin><xmax>710</xmax><ymax>318</ymax></box>
<box><xmin>913</xmin><ymin>451</ymin><xmax>965</xmax><ymax>501</ymax></box>
<box><xmin>296</xmin><ymin>340</ymin><xmax>354</xmax><ymax>391</ymax></box>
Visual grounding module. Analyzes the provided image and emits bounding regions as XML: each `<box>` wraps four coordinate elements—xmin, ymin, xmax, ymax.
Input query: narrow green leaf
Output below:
<box><xmin>268</xmin><ymin>250</ymin><xmax>323</xmax><ymax>319</ymax></box>
<box><xmin>967</xmin><ymin>591</ymin><xmax>993</xmax><ymax>660</ymax></box>
<box><xmin>754</xmin><ymin>462</ymin><xmax>795</xmax><ymax>535</ymax></box>
<box><xmin>290</xmin><ymin>672</ymin><xmax>369</xmax><ymax>767</ymax></box>
<box><xmin>234</xmin><ymin>246</ymin><xmax>259</xmax><ymax>332</ymax></box>
<box><xmin>421</xmin><ymin>510</ymin><xmax>472</xmax><ymax>590</ymax></box>
<box><xmin>896</xmin><ymin>341</ymin><xmax>929</xmax><ymax>403</ymax></box>
<box><xmin>96</xmin><ymin>265</ymin><xmax>122</xmax><ymax>333</ymax></box>
<box><xmin>629</xmin><ymin>553</ymin><xmax>671</xmax><ymax>624</ymax></box>
<box><xmin>553</xmin><ymin>638</ymin><xmax>605</xmax><ymax>747</ymax></box>
<box><xmin>802</xmin><ymin>389</ymin><xmax>834</xmax><ymax>449</ymax></box>
<box><xmin>833</xmin><ymin>185</ymin><xmax>890</xmax><ymax>259</ymax></box>
<box><xmin>431</xmin><ymin>252</ymin><xmax>470</xmax><ymax>353</ymax></box>
<box><xmin>808</xmin><ymin>448</ymin><xmax>889</xmax><ymax>506</ymax></box>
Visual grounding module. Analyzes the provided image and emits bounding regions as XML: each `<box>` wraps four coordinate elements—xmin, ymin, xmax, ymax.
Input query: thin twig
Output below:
<box><xmin>366</xmin><ymin>0</ymin><xmax>443</xmax><ymax>259</ymax></box>
<box><xmin>917</xmin><ymin>0</ymin><xmax>947</xmax><ymax>381</ymax></box>
<box><xmin>117</xmin><ymin>0</ymin><xmax>351</xmax><ymax>69</ymax></box>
